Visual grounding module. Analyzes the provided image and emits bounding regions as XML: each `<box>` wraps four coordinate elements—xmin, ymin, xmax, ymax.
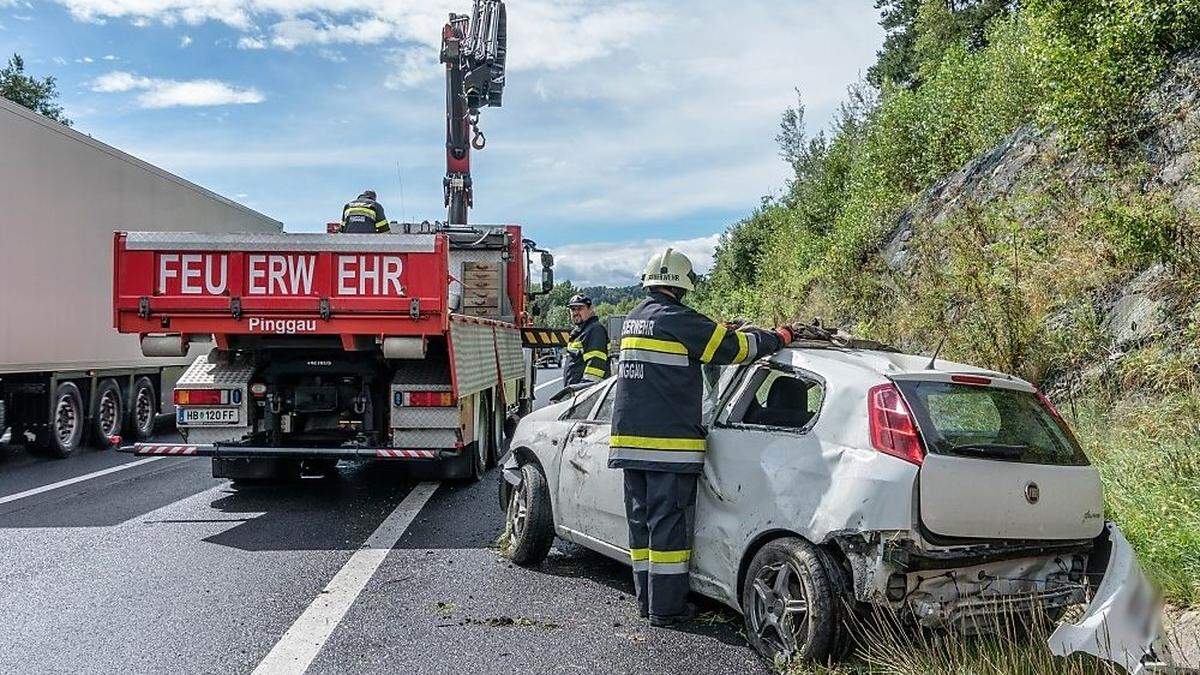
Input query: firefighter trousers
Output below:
<box><xmin>622</xmin><ymin>469</ymin><xmax>697</xmax><ymax>619</ymax></box>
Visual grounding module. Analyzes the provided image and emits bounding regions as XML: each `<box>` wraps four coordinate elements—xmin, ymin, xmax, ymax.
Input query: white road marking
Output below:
<box><xmin>535</xmin><ymin>376</ymin><xmax>563</xmax><ymax>393</ymax></box>
<box><xmin>252</xmin><ymin>481</ymin><xmax>440</xmax><ymax>675</ymax></box>
<box><xmin>0</xmin><ymin>457</ymin><xmax>164</xmax><ymax>506</ymax></box>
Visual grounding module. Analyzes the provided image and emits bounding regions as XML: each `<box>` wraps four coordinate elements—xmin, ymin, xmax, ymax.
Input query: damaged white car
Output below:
<box><xmin>500</xmin><ymin>344</ymin><xmax>1162</xmax><ymax>670</ymax></box>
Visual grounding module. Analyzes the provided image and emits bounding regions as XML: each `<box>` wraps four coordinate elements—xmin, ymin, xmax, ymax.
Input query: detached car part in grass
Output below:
<box><xmin>499</xmin><ymin>344</ymin><xmax>1166</xmax><ymax>670</ymax></box>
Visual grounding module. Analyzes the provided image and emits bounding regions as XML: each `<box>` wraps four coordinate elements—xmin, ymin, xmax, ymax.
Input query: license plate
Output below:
<box><xmin>179</xmin><ymin>407</ymin><xmax>240</xmax><ymax>426</ymax></box>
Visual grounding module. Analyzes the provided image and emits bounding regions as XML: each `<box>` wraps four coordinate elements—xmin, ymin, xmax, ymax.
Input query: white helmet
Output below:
<box><xmin>641</xmin><ymin>247</ymin><xmax>696</xmax><ymax>292</ymax></box>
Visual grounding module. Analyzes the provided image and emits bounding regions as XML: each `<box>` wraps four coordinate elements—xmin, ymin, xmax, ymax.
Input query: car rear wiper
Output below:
<box><xmin>947</xmin><ymin>443</ymin><xmax>1027</xmax><ymax>459</ymax></box>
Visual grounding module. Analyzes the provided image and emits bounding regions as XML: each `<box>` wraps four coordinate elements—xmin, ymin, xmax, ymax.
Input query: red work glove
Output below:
<box><xmin>775</xmin><ymin>326</ymin><xmax>795</xmax><ymax>345</ymax></box>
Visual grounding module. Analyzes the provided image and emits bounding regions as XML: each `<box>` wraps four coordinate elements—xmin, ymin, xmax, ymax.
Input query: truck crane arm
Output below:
<box><xmin>441</xmin><ymin>0</ymin><xmax>506</xmax><ymax>226</ymax></box>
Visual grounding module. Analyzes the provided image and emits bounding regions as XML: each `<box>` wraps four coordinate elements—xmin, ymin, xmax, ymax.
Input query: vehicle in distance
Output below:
<box><xmin>535</xmin><ymin>350</ymin><xmax>560</xmax><ymax>369</ymax></box>
<box><xmin>498</xmin><ymin>344</ymin><xmax>1159</xmax><ymax>669</ymax></box>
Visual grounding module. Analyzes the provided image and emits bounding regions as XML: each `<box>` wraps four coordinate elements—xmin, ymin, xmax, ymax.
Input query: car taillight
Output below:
<box><xmin>174</xmin><ymin>389</ymin><xmax>223</xmax><ymax>406</ymax></box>
<box><xmin>405</xmin><ymin>391</ymin><xmax>455</xmax><ymax>407</ymax></box>
<box><xmin>867</xmin><ymin>383</ymin><xmax>925</xmax><ymax>465</ymax></box>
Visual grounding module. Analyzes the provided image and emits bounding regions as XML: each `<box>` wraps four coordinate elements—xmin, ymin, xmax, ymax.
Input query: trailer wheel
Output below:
<box><xmin>38</xmin><ymin>382</ymin><xmax>85</xmax><ymax>458</ymax></box>
<box><xmin>92</xmin><ymin>379</ymin><xmax>124</xmax><ymax>447</ymax></box>
<box><xmin>129</xmin><ymin>377</ymin><xmax>157</xmax><ymax>441</ymax></box>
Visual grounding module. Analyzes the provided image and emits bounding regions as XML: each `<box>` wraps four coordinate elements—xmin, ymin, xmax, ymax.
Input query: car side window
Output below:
<box><xmin>594</xmin><ymin>385</ymin><xmax>616</xmax><ymax>423</ymax></box>
<box><xmin>730</xmin><ymin>367</ymin><xmax>824</xmax><ymax>431</ymax></box>
<box><xmin>562</xmin><ymin>386</ymin><xmax>605</xmax><ymax>421</ymax></box>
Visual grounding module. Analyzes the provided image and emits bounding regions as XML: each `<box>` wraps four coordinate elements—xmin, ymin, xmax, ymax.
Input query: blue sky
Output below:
<box><xmin>1</xmin><ymin>0</ymin><xmax>883</xmax><ymax>285</ymax></box>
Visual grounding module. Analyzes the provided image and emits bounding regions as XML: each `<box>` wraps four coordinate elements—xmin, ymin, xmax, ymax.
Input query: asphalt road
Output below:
<box><xmin>0</xmin><ymin>368</ymin><xmax>762</xmax><ymax>675</ymax></box>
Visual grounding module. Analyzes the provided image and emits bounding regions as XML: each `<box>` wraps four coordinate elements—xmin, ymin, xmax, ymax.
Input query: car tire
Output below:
<box><xmin>92</xmin><ymin>379</ymin><xmax>124</xmax><ymax>447</ymax></box>
<box><xmin>742</xmin><ymin>537</ymin><xmax>842</xmax><ymax>666</ymax></box>
<box><xmin>813</xmin><ymin>546</ymin><xmax>857</xmax><ymax>661</ymax></box>
<box><xmin>129</xmin><ymin>376</ymin><xmax>157</xmax><ymax>441</ymax></box>
<box><xmin>32</xmin><ymin>382</ymin><xmax>86</xmax><ymax>458</ymax></box>
<box><xmin>504</xmin><ymin>462</ymin><xmax>554</xmax><ymax>566</ymax></box>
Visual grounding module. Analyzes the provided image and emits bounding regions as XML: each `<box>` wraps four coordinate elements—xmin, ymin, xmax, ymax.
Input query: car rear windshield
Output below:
<box><xmin>894</xmin><ymin>380</ymin><xmax>1089</xmax><ymax>466</ymax></box>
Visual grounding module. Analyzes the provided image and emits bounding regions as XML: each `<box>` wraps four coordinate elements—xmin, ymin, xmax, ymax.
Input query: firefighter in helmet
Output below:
<box><xmin>563</xmin><ymin>294</ymin><xmax>610</xmax><ymax>386</ymax></box>
<box><xmin>340</xmin><ymin>189</ymin><xmax>390</xmax><ymax>233</ymax></box>
<box><xmin>608</xmin><ymin>248</ymin><xmax>796</xmax><ymax>625</ymax></box>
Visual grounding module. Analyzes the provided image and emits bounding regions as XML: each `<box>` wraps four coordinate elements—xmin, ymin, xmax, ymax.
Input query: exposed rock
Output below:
<box><xmin>1103</xmin><ymin>264</ymin><xmax>1172</xmax><ymax>348</ymax></box>
<box><xmin>884</xmin><ymin>54</ymin><xmax>1200</xmax><ymax>275</ymax></box>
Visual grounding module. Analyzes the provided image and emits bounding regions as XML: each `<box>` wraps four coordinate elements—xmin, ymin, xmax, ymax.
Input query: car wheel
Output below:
<box><xmin>504</xmin><ymin>462</ymin><xmax>554</xmax><ymax>566</ymax></box>
<box><xmin>92</xmin><ymin>379</ymin><xmax>124</xmax><ymax>447</ymax></box>
<box><xmin>39</xmin><ymin>382</ymin><xmax>85</xmax><ymax>458</ymax></box>
<box><xmin>742</xmin><ymin>537</ymin><xmax>842</xmax><ymax>667</ymax></box>
<box><xmin>129</xmin><ymin>376</ymin><xmax>157</xmax><ymax>441</ymax></box>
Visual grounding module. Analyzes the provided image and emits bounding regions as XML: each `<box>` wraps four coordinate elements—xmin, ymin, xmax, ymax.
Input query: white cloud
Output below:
<box><xmin>237</xmin><ymin>36</ymin><xmax>266</xmax><ymax>50</ymax></box>
<box><xmin>179</xmin><ymin>35</ymin><xmax>192</xmax><ymax>47</ymax></box>
<box><xmin>554</xmin><ymin>234</ymin><xmax>720</xmax><ymax>286</ymax></box>
<box><xmin>91</xmin><ymin>70</ymin><xmax>265</xmax><ymax>108</ymax></box>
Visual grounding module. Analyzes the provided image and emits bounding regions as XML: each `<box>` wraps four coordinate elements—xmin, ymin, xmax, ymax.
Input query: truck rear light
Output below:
<box><xmin>249</xmin><ymin>383</ymin><xmax>268</xmax><ymax>397</ymax></box>
<box><xmin>405</xmin><ymin>391</ymin><xmax>454</xmax><ymax>407</ymax></box>
<box><xmin>174</xmin><ymin>389</ymin><xmax>224</xmax><ymax>406</ymax></box>
<box><xmin>950</xmin><ymin>374</ymin><xmax>992</xmax><ymax>386</ymax></box>
<box><xmin>867</xmin><ymin>383</ymin><xmax>925</xmax><ymax>465</ymax></box>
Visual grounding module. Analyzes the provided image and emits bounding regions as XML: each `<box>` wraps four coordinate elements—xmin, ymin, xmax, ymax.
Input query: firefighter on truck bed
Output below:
<box><xmin>608</xmin><ymin>247</ymin><xmax>799</xmax><ymax>626</ymax></box>
<box><xmin>340</xmin><ymin>189</ymin><xmax>390</xmax><ymax>233</ymax></box>
<box><xmin>563</xmin><ymin>294</ymin><xmax>610</xmax><ymax>385</ymax></box>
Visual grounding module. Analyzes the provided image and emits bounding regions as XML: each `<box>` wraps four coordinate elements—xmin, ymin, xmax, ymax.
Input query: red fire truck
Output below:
<box><xmin>111</xmin><ymin>0</ymin><xmax>568</xmax><ymax>482</ymax></box>
<box><xmin>112</xmin><ymin>225</ymin><xmax>556</xmax><ymax>481</ymax></box>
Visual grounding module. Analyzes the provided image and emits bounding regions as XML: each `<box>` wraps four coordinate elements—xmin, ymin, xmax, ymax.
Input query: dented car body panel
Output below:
<box><xmin>1049</xmin><ymin>523</ymin><xmax>1163</xmax><ymax>674</ymax></box>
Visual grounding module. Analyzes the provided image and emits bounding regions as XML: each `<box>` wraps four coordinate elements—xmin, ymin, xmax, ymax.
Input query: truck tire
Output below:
<box><xmin>91</xmin><ymin>378</ymin><xmax>124</xmax><ymax>447</ymax></box>
<box><xmin>128</xmin><ymin>376</ymin><xmax>157</xmax><ymax>441</ymax></box>
<box><xmin>742</xmin><ymin>537</ymin><xmax>841</xmax><ymax>666</ymax></box>
<box><xmin>504</xmin><ymin>462</ymin><xmax>554</xmax><ymax>566</ymax></box>
<box><xmin>37</xmin><ymin>382</ymin><xmax>85</xmax><ymax>458</ymax></box>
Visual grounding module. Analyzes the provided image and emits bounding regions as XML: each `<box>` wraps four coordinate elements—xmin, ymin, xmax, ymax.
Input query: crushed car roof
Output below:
<box><xmin>769</xmin><ymin>345</ymin><xmax>1032</xmax><ymax>387</ymax></box>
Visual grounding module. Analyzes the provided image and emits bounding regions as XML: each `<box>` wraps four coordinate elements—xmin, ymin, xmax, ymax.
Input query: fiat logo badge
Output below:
<box><xmin>1025</xmin><ymin>482</ymin><xmax>1040</xmax><ymax>504</ymax></box>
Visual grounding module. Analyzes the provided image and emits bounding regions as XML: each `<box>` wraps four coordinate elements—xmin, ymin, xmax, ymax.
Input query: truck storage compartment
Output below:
<box><xmin>890</xmin><ymin>373</ymin><xmax>1105</xmax><ymax>542</ymax></box>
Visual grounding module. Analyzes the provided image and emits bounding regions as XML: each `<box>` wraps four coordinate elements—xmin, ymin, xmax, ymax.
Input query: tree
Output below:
<box><xmin>1</xmin><ymin>54</ymin><xmax>71</xmax><ymax>125</ymax></box>
<box><xmin>868</xmin><ymin>0</ymin><xmax>1016</xmax><ymax>89</ymax></box>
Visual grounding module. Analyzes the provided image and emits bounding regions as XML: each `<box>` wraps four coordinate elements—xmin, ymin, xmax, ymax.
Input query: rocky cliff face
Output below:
<box><xmin>880</xmin><ymin>53</ymin><xmax>1200</xmax><ymax>358</ymax></box>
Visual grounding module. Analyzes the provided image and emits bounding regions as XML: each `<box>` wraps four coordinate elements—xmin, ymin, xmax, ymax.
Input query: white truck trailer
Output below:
<box><xmin>0</xmin><ymin>96</ymin><xmax>282</xmax><ymax>458</ymax></box>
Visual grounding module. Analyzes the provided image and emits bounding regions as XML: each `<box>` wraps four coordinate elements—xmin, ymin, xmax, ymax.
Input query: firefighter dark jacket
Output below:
<box><xmin>340</xmin><ymin>196</ymin><xmax>389</xmax><ymax>233</ymax></box>
<box><xmin>564</xmin><ymin>315</ymin><xmax>610</xmax><ymax>385</ymax></box>
<box><xmin>609</xmin><ymin>290</ymin><xmax>785</xmax><ymax>474</ymax></box>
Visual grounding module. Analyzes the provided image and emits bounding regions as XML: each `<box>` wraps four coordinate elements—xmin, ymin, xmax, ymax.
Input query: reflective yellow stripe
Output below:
<box><xmin>700</xmin><ymin>323</ymin><xmax>727</xmax><ymax>363</ymax></box>
<box><xmin>629</xmin><ymin>548</ymin><xmax>649</xmax><ymax>561</ymax></box>
<box><xmin>345</xmin><ymin>207</ymin><xmax>376</xmax><ymax>218</ymax></box>
<box><xmin>583</xmin><ymin>350</ymin><xmax>608</xmax><ymax>362</ymax></box>
<box><xmin>620</xmin><ymin>337</ymin><xmax>688</xmax><ymax>355</ymax></box>
<box><xmin>584</xmin><ymin>366</ymin><xmax>606</xmax><ymax>378</ymax></box>
<box><xmin>649</xmin><ymin>549</ymin><xmax>691</xmax><ymax>564</ymax></box>
<box><xmin>375</xmin><ymin>219</ymin><xmax>388</xmax><ymax>229</ymax></box>
<box><xmin>568</xmin><ymin>340</ymin><xmax>583</xmax><ymax>350</ymax></box>
<box><xmin>733</xmin><ymin>331</ymin><xmax>749</xmax><ymax>363</ymax></box>
<box><xmin>609</xmin><ymin>435</ymin><xmax>705</xmax><ymax>451</ymax></box>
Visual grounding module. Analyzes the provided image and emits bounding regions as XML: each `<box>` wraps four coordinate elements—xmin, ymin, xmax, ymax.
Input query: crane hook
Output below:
<box><xmin>468</xmin><ymin>110</ymin><xmax>487</xmax><ymax>150</ymax></box>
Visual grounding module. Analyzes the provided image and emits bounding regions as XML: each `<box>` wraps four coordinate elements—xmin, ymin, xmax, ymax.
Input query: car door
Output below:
<box><xmin>692</xmin><ymin>364</ymin><xmax>830</xmax><ymax>603</ymax></box>
<box><xmin>556</xmin><ymin>380</ymin><xmax>628</xmax><ymax>548</ymax></box>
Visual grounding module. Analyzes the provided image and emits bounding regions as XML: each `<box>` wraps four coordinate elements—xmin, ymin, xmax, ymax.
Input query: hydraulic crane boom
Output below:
<box><xmin>441</xmin><ymin>0</ymin><xmax>507</xmax><ymax>226</ymax></box>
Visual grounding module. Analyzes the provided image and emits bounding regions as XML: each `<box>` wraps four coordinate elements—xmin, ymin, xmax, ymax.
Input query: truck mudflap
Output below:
<box><xmin>1048</xmin><ymin>522</ymin><xmax>1166</xmax><ymax>674</ymax></box>
<box><xmin>120</xmin><ymin>443</ymin><xmax>448</xmax><ymax>460</ymax></box>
